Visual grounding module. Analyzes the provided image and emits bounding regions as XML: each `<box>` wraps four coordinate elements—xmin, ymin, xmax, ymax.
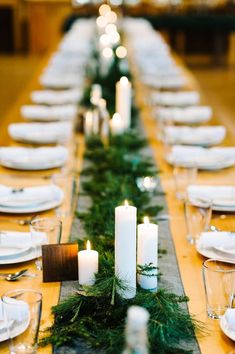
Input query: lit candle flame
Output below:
<box><xmin>124</xmin><ymin>200</ymin><xmax>129</xmax><ymax>207</ymax></box>
<box><xmin>144</xmin><ymin>216</ymin><xmax>150</xmax><ymax>224</ymax></box>
<box><xmin>120</xmin><ymin>76</ymin><xmax>128</xmax><ymax>85</ymax></box>
<box><xmin>143</xmin><ymin>177</ymin><xmax>151</xmax><ymax>189</ymax></box>
<box><xmin>86</xmin><ymin>240</ymin><xmax>91</xmax><ymax>251</ymax></box>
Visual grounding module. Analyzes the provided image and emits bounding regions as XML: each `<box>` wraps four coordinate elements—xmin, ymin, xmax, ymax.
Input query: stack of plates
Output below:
<box><xmin>0</xmin><ymin>298</ymin><xmax>30</xmax><ymax>342</ymax></box>
<box><xmin>164</xmin><ymin>126</ymin><xmax>226</xmax><ymax>146</ymax></box>
<box><xmin>166</xmin><ymin>146</ymin><xmax>235</xmax><ymax>170</ymax></box>
<box><xmin>8</xmin><ymin>122</ymin><xmax>73</xmax><ymax>144</ymax></box>
<box><xmin>0</xmin><ymin>184</ymin><xmax>63</xmax><ymax>213</ymax></box>
<box><xmin>196</xmin><ymin>231</ymin><xmax>235</xmax><ymax>261</ymax></box>
<box><xmin>0</xmin><ymin>146</ymin><xmax>68</xmax><ymax>170</ymax></box>
<box><xmin>188</xmin><ymin>185</ymin><xmax>235</xmax><ymax>211</ymax></box>
<box><xmin>0</xmin><ymin>231</ymin><xmax>47</xmax><ymax>264</ymax></box>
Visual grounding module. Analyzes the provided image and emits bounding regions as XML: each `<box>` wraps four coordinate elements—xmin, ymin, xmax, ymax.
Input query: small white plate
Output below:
<box><xmin>220</xmin><ymin>315</ymin><xmax>235</xmax><ymax>341</ymax></box>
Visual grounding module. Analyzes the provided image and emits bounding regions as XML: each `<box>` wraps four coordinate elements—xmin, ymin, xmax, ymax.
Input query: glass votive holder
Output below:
<box><xmin>136</xmin><ymin>176</ymin><xmax>159</xmax><ymax>193</ymax></box>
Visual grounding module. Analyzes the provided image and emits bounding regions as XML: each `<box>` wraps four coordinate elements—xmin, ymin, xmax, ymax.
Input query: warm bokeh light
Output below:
<box><xmin>105</xmin><ymin>24</ymin><xmax>117</xmax><ymax>35</ymax></box>
<box><xmin>102</xmin><ymin>47</ymin><xmax>113</xmax><ymax>58</ymax></box>
<box><xmin>143</xmin><ymin>216</ymin><xmax>150</xmax><ymax>224</ymax></box>
<box><xmin>109</xmin><ymin>31</ymin><xmax>120</xmax><ymax>44</ymax></box>
<box><xmin>100</xmin><ymin>34</ymin><xmax>110</xmax><ymax>47</ymax></box>
<box><xmin>99</xmin><ymin>4</ymin><xmax>111</xmax><ymax>16</ymax></box>
<box><xmin>116</xmin><ymin>46</ymin><xmax>127</xmax><ymax>58</ymax></box>
<box><xmin>105</xmin><ymin>11</ymin><xmax>117</xmax><ymax>23</ymax></box>
<box><xmin>96</xmin><ymin>16</ymin><xmax>107</xmax><ymax>28</ymax></box>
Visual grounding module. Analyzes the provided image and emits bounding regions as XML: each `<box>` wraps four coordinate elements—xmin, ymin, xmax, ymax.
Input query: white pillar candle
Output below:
<box><xmin>115</xmin><ymin>200</ymin><xmax>137</xmax><ymax>299</ymax></box>
<box><xmin>78</xmin><ymin>240</ymin><xmax>99</xmax><ymax>286</ymax></box>
<box><xmin>116</xmin><ymin>76</ymin><xmax>132</xmax><ymax>129</ymax></box>
<box><xmin>110</xmin><ymin>113</ymin><xmax>125</xmax><ymax>135</ymax></box>
<box><xmin>137</xmin><ymin>216</ymin><xmax>158</xmax><ymax>291</ymax></box>
<box><xmin>84</xmin><ymin>111</ymin><xmax>93</xmax><ymax>137</ymax></box>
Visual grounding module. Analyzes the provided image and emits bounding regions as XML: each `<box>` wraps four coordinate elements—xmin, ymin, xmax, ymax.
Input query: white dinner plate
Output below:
<box><xmin>220</xmin><ymin>315</ymin><xmax>235</xmax><ymax>341</ymax></box>
<box><xmin>0</xmin><ymin>158</ymin><xmax>65</xmax><ymax>171</ymax></box>
<box><xmin>0</xmin><ymin>187</ymin><xmax>63</xmax><ymax>214</ymax></box>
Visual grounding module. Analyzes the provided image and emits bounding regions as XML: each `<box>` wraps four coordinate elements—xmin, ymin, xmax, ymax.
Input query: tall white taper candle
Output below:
<box><xmin>115</xmin><ymin>200</ymin><xmax>137</xmax><ymax>299</ymax></box>
<box><xmin>116</xmin><ymin>76</ymin><xmax>132</xmax><ymax>129</ymax></box>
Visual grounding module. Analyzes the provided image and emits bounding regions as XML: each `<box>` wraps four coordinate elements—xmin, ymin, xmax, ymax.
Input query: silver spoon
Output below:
<box><xmin>0</xmin><ymin>269</ymin><xmax>28</xmax><ymax>281</ymax></box>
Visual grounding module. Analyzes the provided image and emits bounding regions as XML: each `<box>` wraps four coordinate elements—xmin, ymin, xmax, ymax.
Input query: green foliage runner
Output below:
<box><xmin>41</xmin><ymin>36</ymin><xmax>203</xmax><ymax>354</ymax></box>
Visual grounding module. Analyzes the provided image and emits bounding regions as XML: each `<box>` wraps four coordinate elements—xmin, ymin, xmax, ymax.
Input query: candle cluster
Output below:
<box><xmin>115</xmin><ymin>200</ymin><xmax>158</xmax><ymax>299</ymax></box>
<box><xmin>78</xmin><ymin>201</ymin><xmax>158</xmax><ymax>298</ymax></box>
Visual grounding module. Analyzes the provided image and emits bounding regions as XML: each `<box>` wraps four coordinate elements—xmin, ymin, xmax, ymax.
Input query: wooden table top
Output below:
<box><xmin>0</xmin><ymin>38</ymin><xmax>235</xmax><ymax>354</ymax></box>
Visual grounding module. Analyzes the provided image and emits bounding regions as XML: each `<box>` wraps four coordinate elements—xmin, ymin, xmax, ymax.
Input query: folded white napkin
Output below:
<box><xmin>197</xmin><ymin>232</ymin><xmax>235</xmax><ymax>249</ymax></box>
<box><xmin>143</xmin><ymin>76</ymin><xmax>186</xmax><ymax>89</ymax></box>
<box><xmin>225</xmin><ymin>309</ymin><xmax>235</xmax><ymax>331</ymax></box>
<box><xmin>31</xmin><ymin>89</ymin><xmax>82</xmax><ymax>105</ymax></box>
<box><xmin>0</xmin><ymin>146</ymin><xmax>68</xmax><ymax>169</ymax></box>
<box><xmin>0</xmin><ymin>298</ymin><xmax>29</xmax><ymax>323</ymax></box>
<box><xmin>155</xmin><ymin>106</ymin><xmax>212</xmax><ymax>124</ymax></box>
<box><xmin>166</xmin><ymin>145</ymin><xmax>235</xmax><ymax>169</ymax></box>
<box><xmin>164</xmin><ymin>126</ymin><xmax>226</xmax><ymax>146</ymax></box>
<box><xmin>152</xmin><ymin>91</ymin><xmax>200</xmax><ymax>106</ymax></box>
<box><xmin>40</xmin><ymin>73</ymin><xmax>83</xmax><ymax>89</ymax></box>
<box><xmin>8</xmin><ymin>122</ymin><xmax>72</xmax><ymax>144</ymax></box>
<box><xmin>0</xmin><ymin>231</ymin><xmax>47</xmax><ymax>249</ymax></box>
<box><xmin>0</xmin><ymin>184</ymin><xmax>60</xmax><ymax>208</ymax></box>
<box><xmin>188</xmin><ymin>185</ymin><xmax>235</xmax><ymax>207</ymax></box>
<box><xmin>21</xmin><ymin>105</ymin><xmax>78</xmax><ymax>121</ymax></box>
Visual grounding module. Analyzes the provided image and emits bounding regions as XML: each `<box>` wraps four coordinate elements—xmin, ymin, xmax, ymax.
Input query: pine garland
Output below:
<box><xmin>40</xmin><ymin>34</ymin><xmax>205</xmax><ymax>353</ymax></box>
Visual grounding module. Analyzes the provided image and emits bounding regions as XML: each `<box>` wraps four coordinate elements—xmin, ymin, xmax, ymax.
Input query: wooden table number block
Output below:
<box><xmin>42</xmin><ymin>243</ymin><xmax>78</xmax><ymax>282</ymax></box>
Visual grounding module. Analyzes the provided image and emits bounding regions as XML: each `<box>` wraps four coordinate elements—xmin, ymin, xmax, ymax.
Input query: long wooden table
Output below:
<box><xmin>0</xmin><ymin>47</ymin><xmax>85</xmax><ymax>353</ymax></box>
<box><xmin>0</xmin><ymin>41</ymin><xmax>235</xmax><ymax>354</ymax></box>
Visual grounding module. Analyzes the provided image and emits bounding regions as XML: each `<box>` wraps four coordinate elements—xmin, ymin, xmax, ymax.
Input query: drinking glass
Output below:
<box><xmin>52</xmin><ymin>171</ymin><xmax>77</xmax><ymax>218</ymax></box>
<box><xmin>184</xmin><ymin>196</ymin><xmax>212</xmax><ymax>244</ymax></box>
<box><xmin>2</xmin><ymin>289</ymin><xmax>42</xmax><ymax>353</ymax></box>
<box><xmin>30</xmin><ymin>217</ymin><xmax>62</xmax><ymax>270</ymax></box>
<box><xmin>202</xmin><ymin>259</ymin><xmax>235</xmax><ymax>319</ymax></box>
<box><xmin>173</xmin><ymin>165</ymin><xmax>197</xmax><ymax>200</ymax></box>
